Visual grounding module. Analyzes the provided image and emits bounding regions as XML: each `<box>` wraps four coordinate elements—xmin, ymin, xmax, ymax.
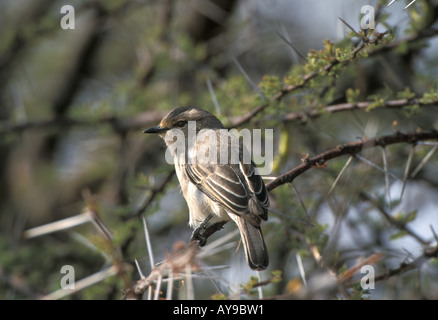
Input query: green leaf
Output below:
<box><xmin>390</xmin><ymin>231</ymin><xmax>408</xmax><ymax>240</ymax></box>
<box><xmin>404</xmin><ymin>210</ymin><xmax>418</xmax><ymax>223</ymax></box>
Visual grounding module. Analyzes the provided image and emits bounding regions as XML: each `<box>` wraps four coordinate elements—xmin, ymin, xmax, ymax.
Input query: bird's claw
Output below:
<box><xmin>191</xmin><ymin>227</ymin><xmax>207</xmax><ymax>246</ymax></box>
<box><xmin>190</xmin><ymin>213</ymin><xmax>214</xmax><ymax>247</ymax></box>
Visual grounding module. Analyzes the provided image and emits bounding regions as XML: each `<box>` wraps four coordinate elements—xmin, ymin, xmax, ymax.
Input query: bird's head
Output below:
<box><xmin>143</xmin><ymin>106</ymin><xmax>224</xmax><ymax>139</ymax></box>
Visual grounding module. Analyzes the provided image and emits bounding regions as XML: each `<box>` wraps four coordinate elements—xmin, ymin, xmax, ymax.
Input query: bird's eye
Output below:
<box><xmin>175</xmin><ymin>120</ymin><xmax>187</xmax><ymax>127</ymax></box>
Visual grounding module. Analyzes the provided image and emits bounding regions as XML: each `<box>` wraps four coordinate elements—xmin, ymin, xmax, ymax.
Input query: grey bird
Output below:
<box><xmin>143</xmin><ymin>106</ymin><xmax>269</xmax><ymax>270</ymax></box>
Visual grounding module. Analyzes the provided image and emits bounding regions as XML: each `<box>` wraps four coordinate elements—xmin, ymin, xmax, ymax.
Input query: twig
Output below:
<box><xmin>280</xmin><ymin>97</ymin><xmax>438</xmax><ymax>123</ymax></box>
<box><xmin>82</xmin><ymin>189</ymin><xmax>135</xmax><ymax>297</ymax></box>
<box><xmin>0</xmin><ymin>110</ymin><xmax>165</xmax><ymax>135</ymax></box>
<box><xmin>23</xmin><ymin>212</ymin><xmax>91</xmax><ymax>239</ymax></box>
<box><xmin>266</xmin><ymin>130</ymin><xmax>438</xmax><ymax>192</ymax></box>
<box><xmin>374</xmin><ymin>246</ymin><xmax>438</xmax><ymax>282</ymax></box>
<box><xmin>132</xmin><ymin>221</ymin><xmax>232</xmax><ymax>298</ymax></box>
<box><xmin>360</xmin><ymin>192</ymin><xmax>430</xmax><ymax>245</ymax></box>
<box><xmin>339</xmin><ymin>253</ymin><xmax>383</xmax><ymax>282</ymax></box>
<box><xmin>132</xmin><ymin>242</ymin><xmax>199</xmax><ymax>296</ymax></box>
<box><xmin>43</xmin><ymin>266</ymin><xmax>118</xmax><ymax>300</ymax></box>
<box><xmin>134</xmin><ymin>170</ymin><xmax>175</xmax><ymax>217</ymax></box>
<box><xmin>230</xmin><ymin>31</ymin><xmax>390</xmax><ymax>128</ymax></box>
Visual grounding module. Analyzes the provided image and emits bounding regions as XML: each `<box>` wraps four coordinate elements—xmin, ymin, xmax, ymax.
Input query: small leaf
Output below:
<box><xmin>404</xmin><ymin>210</ymin><xmax>418</xmax><ymax>223</ymax></box>
<box><xmin>390</xmin><ymin>231</ymin><xmax>408</xmax><ymax>240</ymax></box>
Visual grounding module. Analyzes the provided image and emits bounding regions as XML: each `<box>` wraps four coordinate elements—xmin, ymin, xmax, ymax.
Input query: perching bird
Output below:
<box><xmin>143</xmin><ymin>106</ymin><xmax>269</xmax><ymax>270</ymax></box>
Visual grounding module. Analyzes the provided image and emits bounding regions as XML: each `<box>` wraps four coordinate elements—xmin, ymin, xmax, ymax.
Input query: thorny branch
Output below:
<box><xmin>0</xmin><ymin>110</ymin><xmax>165</xmax><ymax>135</ymax></box>
<box><xmin>231</xmin><ymin>20</ymin><xmax>438</xmax><ymax>129</ymax></box>
<box><xmin>374</xmin><ymin>245</ymin><xmax>438</xmax><ymax>282</ymax></box>
<box><xmin>129</xmin><ymin>241</ymin><xmax>200</xmax><ymax>297</ymax></box>
<box><xmin>266</xmin><ymin>130</ymin><xmax>438</xmax><ymax>191</ymax></box>
<box><xmin>130</xmin><ymin>129</ymin><xmax>437</xmax><ymax>298</ymax></box>
<box><xmin>82</xmin><ymin>189</ymin><xmax>136</xmax><ymax>298</ymax></box>
<box><xmin>230</xmin><ymin>31</ymin><xmax>390</xmax><ymax>128</ymax></box>
<box><xmin>360</xmin><ymin>192</ymin><xmax>430</xmax><ymax>245</ymax></box>
<box><xmin>134</xmin><ymin>170</ymin><xmax>176</xmax><ymax>217</ymax></box>
<box><xmin>280</xmin><ymin>98</ymin><xmax>438</xmax><ymax>123</ymax></box>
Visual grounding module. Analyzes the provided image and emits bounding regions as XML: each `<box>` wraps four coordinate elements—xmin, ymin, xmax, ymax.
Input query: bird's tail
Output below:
<box><xmin>235</xmin><ymin>217</ymin><xmax>269</xmax><ymax>271</ymax></box>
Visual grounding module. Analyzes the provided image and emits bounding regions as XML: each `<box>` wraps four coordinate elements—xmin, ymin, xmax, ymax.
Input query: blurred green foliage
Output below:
<box><xmin>0</xmin><ymin>0</ymin><xmax>437</xmax><ymax>300</ymax></box>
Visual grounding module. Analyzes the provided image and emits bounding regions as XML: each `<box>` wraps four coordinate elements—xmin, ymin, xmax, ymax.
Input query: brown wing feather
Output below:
<box><xmin>183</xmin><ymin>130</ymin><xmax>269</xmax><ymax>225</ymax></box>
<box><xmin>184</xmin><ymin>161</ymin><xmax>269</xmax><ymax>225</ymax></box>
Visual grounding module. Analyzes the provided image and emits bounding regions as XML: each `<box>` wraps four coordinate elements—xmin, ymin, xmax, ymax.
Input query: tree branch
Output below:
<box><xmin>134</xmin><ymin>170</ymin><xmax>176</xmax><ymax>217</ymax></box>
<box><xmin>130</xmin><ymin>241</ymin><xmax>200</xmax><ymax>297</ymax></box>
<box><xmin>280</xmin><ymin>98</ymin><xmax>438</xmax><ymax>123</ymax></box>
<box><xmin>0</xmin><ymin>110</ymin><xmax>165</xmax><ymax>135</ymax></box>
<box><xmin>374</xmin><ymin>245</ymin><xmax>438</xmax><ymax>282</ymax></box>
<box><xmin>230</xmin><ymin>31</ymin><xmax>390</xmax><ymax>128</ymax></box>
<box><xmin>231</xmin><ymin>24</ymin><xmax>438</xmax><ymax>129</ymax></box>
<box><xmin>359</xmin><ymin>192</ymin><xmax>430</xmax><ymax>245</ymax></box>
<box><xmin>266</xmin><ymin>130</ymin><xmax>438</xmax><ymax>192</ymax></box>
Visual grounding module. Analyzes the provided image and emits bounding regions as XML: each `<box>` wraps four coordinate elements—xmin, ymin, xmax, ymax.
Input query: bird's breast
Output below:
<box><xmin>175</xmin><ymin>164</ymin><xmax>229</xmax><ymax>228</ymax></box>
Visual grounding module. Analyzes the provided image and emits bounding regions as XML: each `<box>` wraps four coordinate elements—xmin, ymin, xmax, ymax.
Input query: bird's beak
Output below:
<box><xmin>143</xmin><ymin>125</ymin><xmax>169</xmax><ymax>134</ymax></box>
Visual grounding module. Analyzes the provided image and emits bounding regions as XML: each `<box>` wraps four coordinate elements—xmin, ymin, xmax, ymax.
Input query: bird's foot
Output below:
<box><xmin>191</xmin><ymin>227</ymin><xmax>207</xmax><ymax>246</ymax></box>
<box><xmin>190</xmin><ymin>214</ymin><xmax>214</xmax><ymax>247</ymax></box>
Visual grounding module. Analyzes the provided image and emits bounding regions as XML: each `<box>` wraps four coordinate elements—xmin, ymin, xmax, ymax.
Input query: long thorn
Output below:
<box><xmin>411</xmin><ymin>145</ymin><xmax>438</xmax><ymax>178</ymax></box>
<box><xmin>185</xmin><ymin>263</ymin><xmax>194</xmax><ymax>300</ymax></box>
<box><xmin>400</xmin><ymin>145</ymin><xmax>415</xmax><ymax>200</ymax></box>
<box><xmin>417</xmin><ymin>142</ymin><xmax>438</xmax><ymax>146</ymax></box>
<box><xmin>296</xmin><ymin>252</ymin><xmax>307</xmax><ymax>287</ymax></box>
<box><xmin>23</xmin><ymin>212</ymin><xmax>91</xmax><ymax>239</ymax></box>
<box><xmin>356</xmin><ymin>154</ymin><xmax>401</xmax><ymax>181</ymax></box>
<box><xmin>232</xmin><ymin>57</ymin><xmax>266</xmax><ymax>100</ymax></box>
<box><xmin>338</xmin><ymin>17</ymin><xmax>366</xmax><ymax>40</ymax></box>
<box><xmin>166</xmin><ymin>269</ymin><xmax>174</xmax><ymax>300</ymax></box>
<box><xmin>387</xmin><ymin>0</ymin><xmax>397</xmax><ymax>7</ymax></box>
<box><xmin>135</xmin><ymin>258</ymin><xmax>145</xmax><ymax>279</ymax></box>
<box><xmin>430</xmin><ymin>225</ymin><xmax>438</xmax><ymax>243</ymax></box>
<box><xmin>328</xmin><ymin>155</ymin><xmax>353</xmax><ymax>195</ymax></box>
<box><xmin>404</xmin><ymin>0</ymin><xmax>417</xmax><ymax>10</ymax></box>
<box><xmin>142</xmin><ymin>215</ymin><xmax>155</xmax><ymax>269</ymax></box>
<box><xmin>206</xmin><ymin>77</ymin><xmax>222</xmax><ymax>116</ymax></box>
<box><xmin>256</xmin><ymin>271</ymin><xmax>263</xmax><ymax>299</ymax></box>
<box><xmin>381</xmin><ymin>147</ymin><xmax>392</xmax><ymax>210</ymax></box>
<box><xmin>275</xmin><ymin>29</ymin><xmax>306</xmax><ymax>61</ymax></box>
<box><xmin>154</xmin><ymin>275</ymin><xmax>162</xmax><ymax>300</ymax></box>
<box><xmin>42</xmin><ymin>266</ymin><xmax>117</xmax><ymax>300</ymax></box>
<box><xmin>268</xmin><ymin>208</ymin><xmax>315</xmax><ymax>226</ymax></box>
<box><xmin>290</xmin><ymin>182</ymin><xmax>312</xmax><ymax>223</ymax></box>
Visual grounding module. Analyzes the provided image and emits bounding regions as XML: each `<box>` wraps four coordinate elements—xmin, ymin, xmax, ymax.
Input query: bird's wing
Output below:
<box><xmin>185</xmin><ymin>163</ymin><xmax>247</xmax><ymax>213</ymax></box>
<box><xmin>239</xmin><ymin>161</ymin><xmax>269</xmax><ymax>216</ymax></box>
<box><xmin>184</xmin><ymin>160</ymin><xmax>269</xmax><ymax>225</ymax></box>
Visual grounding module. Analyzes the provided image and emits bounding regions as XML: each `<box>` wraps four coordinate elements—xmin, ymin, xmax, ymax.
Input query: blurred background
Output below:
<box><xmin>1</xmin><ymin>0</ymin><xmax>438</xmax><ymax>299</ymax></box>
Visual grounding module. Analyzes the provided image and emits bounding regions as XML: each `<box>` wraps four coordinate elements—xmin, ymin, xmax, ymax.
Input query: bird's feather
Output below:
<box><xmin>183</xmin><ymin>134</ymin><xmax>269</xmax><ymax>226</ymax></box>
